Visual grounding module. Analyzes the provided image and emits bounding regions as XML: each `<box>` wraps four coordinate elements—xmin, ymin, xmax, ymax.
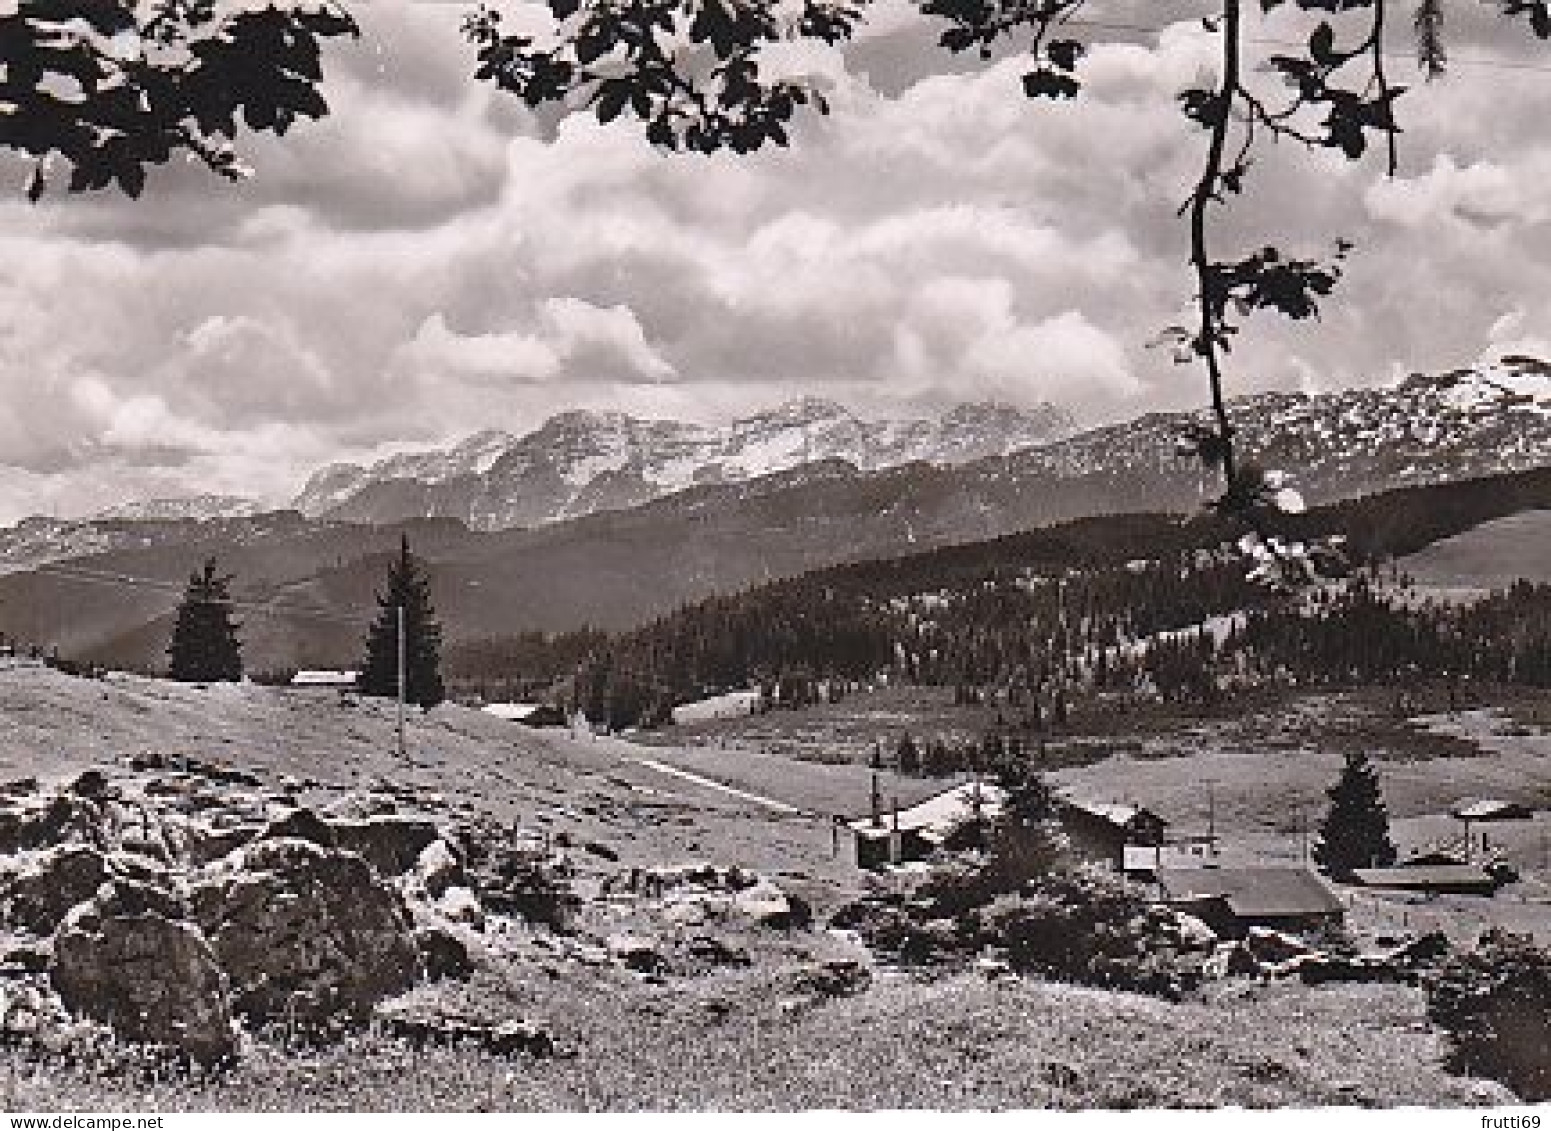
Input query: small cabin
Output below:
<box><xmin>290</xmin><ymin>669</ymin><xmax>359</xmax><ymax>689</ymax></box>
<box><xmin>1157</xmin><ymin>866</ymin><xmax>1345</xmax><ymax>939</ymax></box>
<box><xmin>1452</xmin><ymin>799</ymin><xmax>1535</xmax><ymax>823</ymax></box>
<box><xmin>846</xmin><ymin>781</ymin><xmax>1002</xmax><ymax>869</ymax></box>
<box><xmin>483</xmin><ymin>702</ymin><xmax>545</xmax><ymax>723</ymax></box>
<box><xmin>1059</xmin><ymin>799</ymin><xmax>1168</xmax><ymax>869</ymax></box>
<box><xmin>845</xmin><ymin>783</ymin><xmax>1170</xmax><ymax>873</ymax></box>
<box><xmin>1122</xmin><ymin>836</ymin><xmax>1220</xmax><ymax>880</ymax></box>
<box><xmin>1349</xmin><ymin>864</ymin><xmax>1502</xmax><ymax>896</ymax></box>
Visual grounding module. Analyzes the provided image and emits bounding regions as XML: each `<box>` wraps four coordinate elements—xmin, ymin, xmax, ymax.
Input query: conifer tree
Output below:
<box><xmin>359</xmin><ymin>536</ymin><xmax>445</xmax><ymax>709</ymax></box>
<box><xmin>1313</xmin><ymin>751</ymin><xmax>1397</xmax><ymax>877</ymax></box>
<box><xmin>167</xmin><ymin>558</ymin><xmax>243</xmax><ymax>682</ymax></box>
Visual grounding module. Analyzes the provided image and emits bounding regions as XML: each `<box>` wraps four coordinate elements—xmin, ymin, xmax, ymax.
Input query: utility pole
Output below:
<box><xmin>396</xmin><ymin>603</ymin><xmax>407</xmax><ymax>762</ymax></box>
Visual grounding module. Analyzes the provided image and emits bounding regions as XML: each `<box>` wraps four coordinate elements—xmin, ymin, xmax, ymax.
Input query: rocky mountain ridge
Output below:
<box><xmin>0</xmin><ymin>361</ymin><xmax>1545</xmax><ymax>666</ymax></box>
<box><xmin>292</xmin><ymin>397</ymin><xmax>1076</xmax><ymax>530</ymax></box>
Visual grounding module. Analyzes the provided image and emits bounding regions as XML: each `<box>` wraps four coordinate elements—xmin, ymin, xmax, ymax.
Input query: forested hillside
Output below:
<box><xmin>534</xmin><ymin>469</ymin><xmax>1551</xmax><ymax>729</ymax></box>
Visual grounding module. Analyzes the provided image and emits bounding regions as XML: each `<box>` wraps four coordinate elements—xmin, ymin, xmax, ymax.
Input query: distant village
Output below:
<box><xmin>843</xmin><ymin>778</ymin><xmax>1532</xmax><ymax>940</ymax></box>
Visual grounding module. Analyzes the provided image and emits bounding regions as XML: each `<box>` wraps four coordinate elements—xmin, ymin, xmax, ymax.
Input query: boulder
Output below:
<box><xmin>415</xmin><ymin>926</ymin><xmax>474</xmax><ymax>982</ymax></box>
<box><xmin>1295</xmin><ymin>954</ymin><xmax>1396</xmax><ymax>985</ymax></box>
<box><xmin>783</xmin><ymin>959</ymin><xmax>872</xmax><ymax>1001</ymax></box>
<box><xmin>434</xmin><ymin>886</ymin><xmax>486</xmax><ymax>929</ymax></box>
<box><xmin>0</xmin><ymin>977</ymin><xmax>78</xmax><ymax>1049</ymax></box>
<box><xmin>974</xmin><ymin>955</ymin><xmax>1015</xmax><ymax>981</ymax></box>
<box><xmin>734</xmin><ymin>881</ymin><xmax>812</xmax><ymax>929</ymax></box>
<box><xmin>66</xmin><ymin>771</ymin><xmax>111</xmax><ymax>800</ymax></box>
<box><xmin>101</xmin><ymin>874</ymin><xmax>187</xmax><ymax>920</ymax></box>
<box><xmin>414</xmin><ymin>839</ymin><xmax>466</xmax><ymax>900</ymax></box>
<box><xmin>324</xmin><ymin>792</ymin><xmax>398</xmax><ymax>821</ymax></box>
<box><xmin>1245</xmin><ymin>927</ymin><xmax>1317</xmax><ymax>966</ymax></box>
<box><xmin>1381</xmin><ymin>931</ymin><xmax>1451</xmax><ymax>970</ymax></box>
<box><xmin>0</xmin><ymin>942</ymin><xmax>50</xmax><ymax>977</ymax></box>
<box><xmin>191</xmin><ymin>838</ymin><xmax>420</xmax><ymax>1029</ymax></box>
<box><xmin>378</xmin><ymin>1007</ymin><xmax>556</xmax><ymax>1058</ymax></box>
<box><xmin>28</xmin><ymin>793</ymin><xmax>111</xmax><ymax>851</ymax></box>
<box><xmin>1166</xmin><ymin>911</ymin><xmax>1219</xmax><ymax>951</ymax></box>
<box><xmin>260</xmin><ymin>808</ymin><xmax>338</xmax><ymax>849</ymax></box>
<box><xmin>118</xmin><ymin>833</ymin><xmax>172</xmax><ymax>864</ymax></box>
<box><xmin>184</xmin><ymin>823</ymin><xmax>261</xmax><ymax>866</ymax></box>
<box><xmin>0</xmin><ymin>806</ymin><xmax>30</xmax><ymax>854</ymax></box>
<box><xmin>1201</xmin><ymin>940</ymin><xmax>1258</xmax><ymax>979</ymax></box>
<box><xmin>470</xmin><ymin>853</ymin><xmax>576</xmax><ymax>929</ymax></box>
<box><xmin>685</xmin><ymin>934</ymin><xmax>750</xmax><ymax>967</ymax></box>
<box><xmin>662</xmin><ymin>896</ymin><xmax>716</xmax><ymax>927</ymax></box>
<box><xmin>332</xmin><ymin>817</ymin><xmax>441</xmax><ymax>878</ymax></box>
<box><xmin>184</xmin><ymin>760</ymin><xmax>262</xmax><ymax>788</ymax></box>
<box><xmin>607</xmin><ymin>933</ymin><xmax>668</xmax><ymax>974</ymax></box>
<box><xmin>51</xmin><ymin>894</ymin><xmax>236</xmax><ymax>1064</ymax></box>
<box><xmin>484</xmin><ymin>1019</ymin><xmax>557</xmax><ymax>1058</ymax></box>
<box><xmin>0</xmin><ymin>845</ymin><xmax>109</xmax><ymax>935</ymax></box>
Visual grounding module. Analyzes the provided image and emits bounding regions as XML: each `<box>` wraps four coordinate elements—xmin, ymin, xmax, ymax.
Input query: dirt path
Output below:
<box><xmin>628</xmin><ymin>755</ymin><xmax>805</xmax><ymax>814</ymax></box>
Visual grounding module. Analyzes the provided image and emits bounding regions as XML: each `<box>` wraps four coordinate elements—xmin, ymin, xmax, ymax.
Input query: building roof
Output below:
<box><xmin>290</xmin><ymin>669</ymin><xmax>359</xmax><ymax>686</ymax></box>
<box><xmin>483</xmin><ymin>702</ymin><xmax>544</xmax><ymax>721</ymax></box>
<box><xmin>1350</xmin><ymin>865</ymin><xmax>1499</xmax><ymax>891</ymax></box>
<box><xmin>1402</xmin><ymin>850</ymin><xmax>1469</xmax><ymax>867</ymax></box>
<box><xmin>1063</xmin><ymin>798</ymin><xmax>1168</xmax><ymax>830</ymax></box>
<box><xmin>1451</xmin><ymin>799</ymin><xmax>1535</xmax><ymax>822</ymax></box>
<box><xmin>845</xmin><ymin>781</ymin><xmax>1004</xmax><ymax>839</ymax></box>
<box><xmin>1123</xmin><ymin>845</ymin><xmax>1165</xmax><ymax>872</ymax></box>
<box><xmin>1157</xmin><ymin>866</ymin><xmax>1345</xmax><ymax>919</ymax></box>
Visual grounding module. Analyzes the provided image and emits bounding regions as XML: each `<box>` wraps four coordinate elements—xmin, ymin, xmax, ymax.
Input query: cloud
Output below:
<box><xmin>1364</xmin><ymin>155</ymin><xmax>1539</xmax><ymax>230</ymax></box>
<box><xmin>399</xmin><ymin>299</ymin><xmax>674</xmax><ymax>386</ymax></box>
<box><xmin>2</xmin><ymin>5</ymin><xmax>1551</xmax><ymax>522</ymax></box>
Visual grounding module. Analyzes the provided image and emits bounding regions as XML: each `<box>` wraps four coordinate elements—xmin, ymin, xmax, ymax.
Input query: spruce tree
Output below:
<box><xmin>359</xmin><ymin>536</ymin><xmax>445</xmax><ymax>708</ymax></box>
<box><xmin>167</xmin><ymin>558</ymin><xmax>243</xmax><ymax>682</ymax></box>
<box><xmin>1313</xmin><ymin>751</ymin><xmax>1398</xmax><ymax>877</ymax></box>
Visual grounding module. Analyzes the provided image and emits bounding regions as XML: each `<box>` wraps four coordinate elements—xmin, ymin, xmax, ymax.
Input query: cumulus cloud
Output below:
<box><xmin>1</xmin><ymin>4</ymin><xmax>1550</xmax><ymax>522</ymax></box>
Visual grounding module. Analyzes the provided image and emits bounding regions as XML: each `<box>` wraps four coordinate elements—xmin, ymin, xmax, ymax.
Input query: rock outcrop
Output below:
<box><xmin>52</xmin><ymin>885</ymin><xmax>237</xmax><ymax>1064</ymax></box>
<box><xmin>191</xmin><ymin>838</ymin><xmax>421</xmax><ymax>1029</ymax></box>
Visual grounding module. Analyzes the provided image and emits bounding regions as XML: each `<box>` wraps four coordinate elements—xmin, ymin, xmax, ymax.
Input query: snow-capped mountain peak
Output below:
<box><xmin>90</xmin><ymin>495</ymin><xmax>265</xmax><ymax>523</ymax></box>
<box><xmin>292</xmin><ymin>397</ymin><xmax>1076</xmax><ymax>530</ymax></box>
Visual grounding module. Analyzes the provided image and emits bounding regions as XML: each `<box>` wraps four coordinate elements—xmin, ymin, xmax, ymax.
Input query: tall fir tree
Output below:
<box><xmin>167</xmin><ymin>558</ymin><xmax>243</xmax><ymax>682</ymax></box>
<box><xmin>1313</xmin><ymin>751</ymin><xmax>1398</xmax><ymax>877</ymax></box>
<box><xmin>359</xmin><ymin>536</ymin><xmax>445</xmax><ymax>708</ymax></box>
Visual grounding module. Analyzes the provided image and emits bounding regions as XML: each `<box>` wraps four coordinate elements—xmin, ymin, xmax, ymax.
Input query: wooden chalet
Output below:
<box><xmin>846</xmin><ymin>781</ymin><xmax>1001</xmax><ymax>870</ymax></box>
<box><xmin>1349</xmin><ymin>863</ymin><xmax>1503</xmax><ymax>896</ymax></box>
<box><xmin>1061</xmin><ymin>799</ymin><xmax>1168</xmax><ymax>869</ymax></box>
<box><xmin>845</xmin><ymin>783</ymin><xmax>1169</xmax><ymax>872</ymax></box>
<box><xmin>1157</xmin><ymin>866</ymin><xmax>1345</xmax><ymax>938</ymax></box>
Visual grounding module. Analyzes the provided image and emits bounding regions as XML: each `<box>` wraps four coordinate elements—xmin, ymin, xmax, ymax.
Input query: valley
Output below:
<box><xmin>0</xmin><ymin>662</ymin><xmax>1540</xmax><ymax>1110</ymax></box>
<box><xmin>0</xmin><ymin>397</ymin><xmax>1546</xmax><ymax>1111</ymax></box>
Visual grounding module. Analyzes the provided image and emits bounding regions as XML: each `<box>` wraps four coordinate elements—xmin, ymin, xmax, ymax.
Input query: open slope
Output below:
<box><xmin>0</xmin><ymin>665</ymin><xmax>1520</xmax><ymax>1111</ymax></box>
<box><xmin>1398</xmin><ymin>509</ymin><xmax>1551</xmax><ymax>590</ymax></box>
<box><xmin>5</xmin><ymin>974</ymin><xmax>1498</xmax><ymax>1111</ymax></box>
<box><xmin>0</xmin><ymin>663</ymin><xmax>856</xmax><ymax>889</ymax></box>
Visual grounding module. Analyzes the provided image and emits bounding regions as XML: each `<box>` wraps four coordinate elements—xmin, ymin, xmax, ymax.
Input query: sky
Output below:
<box><xmin>1</xmin><ymin>0</ymin><xmax>1549</xmax><ymax>523</ymax></box>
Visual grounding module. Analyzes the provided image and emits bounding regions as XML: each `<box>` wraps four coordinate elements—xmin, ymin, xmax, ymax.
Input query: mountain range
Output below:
<box><xmin>290</xmin><ymin>397</ymin><xmax>1076</xmax><ymax>529</ymax></box>
<box><xmin>0</xmin><ymin>360</ymin><xmax>1546</xmax><ymax>673</ymax></box>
